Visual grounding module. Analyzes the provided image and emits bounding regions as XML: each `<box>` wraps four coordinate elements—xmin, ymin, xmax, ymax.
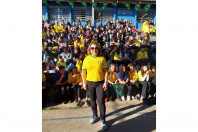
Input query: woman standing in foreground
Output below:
<box><xmin>82</xmin><ymin>42</ymin><xmax>108</xmax><ymax>131</ymax></box>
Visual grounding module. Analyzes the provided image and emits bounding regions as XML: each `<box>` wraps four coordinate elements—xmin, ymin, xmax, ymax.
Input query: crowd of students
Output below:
<box><xmin>42</xmin><ymin>17</ymin><xmax>156</xmax><ymax>107</ymax></box>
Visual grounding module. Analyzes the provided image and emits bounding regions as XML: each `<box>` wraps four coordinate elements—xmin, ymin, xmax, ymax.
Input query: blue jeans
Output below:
<box><xmin>42</xmin><ymin>53</ymin><xmax>48</xmax><ymax>62</ymax></box>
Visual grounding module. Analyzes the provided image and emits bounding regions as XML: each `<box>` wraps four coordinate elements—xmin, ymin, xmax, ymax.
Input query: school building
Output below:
<box><xmin>42</xmin><ymin>0</ymin><xmax>156</xmax><ymax>29</ymax></box>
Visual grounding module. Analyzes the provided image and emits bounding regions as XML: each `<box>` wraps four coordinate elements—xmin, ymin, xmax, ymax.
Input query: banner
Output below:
<box><xmin>135</xmin><ymin>3</ymin><xmax>141</xmax><ymax>11</ymax></box>
<box><xmin>56</xmin><ymin>1</ymin><xmax>62</xmax><ymax>7</ymax></box>
<box><xmin>92</xmin><ymin>2</ymin><xmax>97</xmax><ymax>10</ymax></box>
<box><xmin>81</xmin><ymin>2</ymin><xmax>87</xmax><ymax>10</ymax></box>
<box><xmin>112</xmin><ymin>2</ymin><xmax>117</xmax><ymax>7</ymax></box>
<box><xmin>144</xmin><ymin>4</ymin><xmax>151</xmax><ymax>12</ymax></box>
<box><xmin>124</xmin><ymin>3</ymin><xmax>130</xmax><ymax>10</ymax></box>
<box><xmin>68</xmin><ymin>1</ymin><xmax>74</xmax><ymax>9</ymax></box>
<box><xmin>101</xmin><ymin>2</ymin><xmax>108</xmax><ymax>11</ymax></box>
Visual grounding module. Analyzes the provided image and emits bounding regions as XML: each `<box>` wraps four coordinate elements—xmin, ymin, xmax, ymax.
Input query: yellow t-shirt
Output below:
<box><xmin>48</xmin><ymin>46</ymin><xmax>59</xmax><ymax>53</ymax></box>
<box><xmin>54</xmin><ymin>25</ymin><xmax>60</xmax><ymax>33</ymax></box>
<box><xmin>114</xmin><ymin>52</ymin><xmax>119</xmax><ymax>60</ymax></box>
<box><xmin>76</xmin><ymin>60</ymin><xmax>83</xmax><ymax>71</ymax></box>
<box><xmin>56</xmin><ymin>61</ymin><xmax>67</xmax><ymax>68</ymax></box>
<box><xmin>68</xmin><ymin>73</ymin><xmax>82</xmax><ymax>84</ymax></box>
<box><xmin>80</xmin><ymin>36</ymin><xmax>86</xmax><ymax>42</ymax></box>
<box><xmin>42</xmin><ymin>73</ymin><xmax>46</xmax><ymax>89</ymax></box>
<box><xmin>74</xmin><ymin>41</ymin><xmax>81</xmax><ymax>47</ymax></box>
<box><xmin>42</xmin><ymin>32</ymin><xmax>46</xmax><ymax>39</ymax></box>
<box><xmin>128</xmin><ymin>71</ymin><xmax>138</xmax><ymax>81</ymax></box>
<box><xmin>134</xmin><ymin>39</ymin><xmax>140</xmax><ymax>47</ymax></box>
<box><xmin>137</xmin><ymin>51</ymin><xmax>148</xmax><ymax>60</ymax></box>
<box><xmin>42</xmin><ymin>73</ymin><xmax>46</xmax><ymax>82</ymax></box>
<box><xmin>82</xmin><ymin>55</ymin><xmax>108</xmax><ymax>82</ymax></box>
<box><xmin>149</xmin><ymin>71</ymin><xmax>156</xmax><ymax>78</ymax></box>
<box><xmin>141</xmin><ymin>22</ymin><xmax>150</xmax><ymax>33</ymax></box>
<box><xmin>138</xmin><ymin>71</ymin><xmax>146</xmax><ymax>81</ymax></box>
<box><xmin>108</xmin><ymin>72</ymin><xmax>117</xmax><ymax>83</ymax></box>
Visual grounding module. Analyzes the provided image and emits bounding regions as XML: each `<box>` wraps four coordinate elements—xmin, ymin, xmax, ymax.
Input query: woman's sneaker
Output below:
<box><xmin>121</xmin><ymin>96</ymin><xmax>125</xmax><ymax>101</ymax></box>
<box><xmin>127</xmin><ymin>96</ymin><xmax>131</xmax><ymax>101</ymax></box>
<box><xmin>76</xmin><ymin>101</ymin><xmax>82</xmax><ymax>106</ymax></box>
<box><xmin>89</xmin><ymin>116</ymin><xmax>99</xmax><ymax>124</ymax></box>
<box><xmin>85</xmin><ymin>100</ymin><xmax>90</xmax><ymax>106</ymax></box>
<box><xmin>101</xmin><ymin>120</ymin><xmax>108</xmax><ymax>131</ymax></box>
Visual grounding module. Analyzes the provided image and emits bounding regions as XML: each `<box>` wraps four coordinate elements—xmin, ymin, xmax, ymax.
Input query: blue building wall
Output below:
<box><xmin>42</xmin><ymin>2</ymin><xmax>156</xmax><ymax>29</ymax></box>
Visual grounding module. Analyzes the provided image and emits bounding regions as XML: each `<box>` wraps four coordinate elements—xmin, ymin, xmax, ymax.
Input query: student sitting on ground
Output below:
<box><xmin>138</xmin><ymin>65</ymin><xmax>151</xmax><ymax>102</ymax></box>
<box><xmin>54</xmin><ymin>66</ymin><xmax>69</xmax><ymax>104</ymax></box>
<box><xmin>127</xmin><ymin>64</ymin><xmax>140</xmax><ymax>100</ymax></box>
<box><xmin>68</xmin><ymin>67</ymin><xmax>83</xmax><ymax>106</ymax></box>
<box><xmin>117</xmin><ymin>64</ymin><xmax>130</xmax><ymax>101</ymax></box>
<box><xmin>107</xmin><ymin>64</ymin><xmax>118</xmax><ymax>101</ymax></box>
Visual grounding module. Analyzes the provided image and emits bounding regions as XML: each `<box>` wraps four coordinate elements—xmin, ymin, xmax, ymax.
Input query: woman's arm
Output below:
<box><xmin>103</xmin><ymin>69</ymin><xmax>108</xmax><ymax>91</ymax></box>
<box><xmin>82</xmin><ymin>70</ymin><xmax>88</xmax><ymax>90</ymax></box>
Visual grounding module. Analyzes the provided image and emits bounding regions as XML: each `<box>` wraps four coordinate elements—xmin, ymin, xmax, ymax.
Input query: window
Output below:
<box><xmin>42</xmin><ymin>6</ymin><xmax>46</xmax><ymax>21</ymax></box>
<box><xmin>72</xmin><ymin>7</ymin><xmax>92</xmax><ymax>22</ymax></box>
<box><xmin>137</xmin><ymin>9</ymin><xmax>155</xmax><ymax>23</ymax></box>
<box><xmin>48</xmin><ymin>6</ymin><xmax>70</xmax><ymax>23</ymax></box>
<box><xmin>94</xmin><ymin>7</ymin><xmax>114</xmax><ymax>23</ymax></box>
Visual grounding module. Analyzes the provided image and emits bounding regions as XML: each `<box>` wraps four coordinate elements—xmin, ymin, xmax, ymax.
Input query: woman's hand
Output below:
<box><xmin>83</xmin><ymin>83</ymin><xmax>88</xmax><ymax>90</ymax></box>
<box><xmin>103</xmin><ymin>83</ymin><xmax>108</xmax><ymax>91</ymax></box>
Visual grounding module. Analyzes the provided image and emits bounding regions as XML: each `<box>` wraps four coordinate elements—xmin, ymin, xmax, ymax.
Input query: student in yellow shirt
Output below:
<box><xmin>136</xmin><ymin>45</ymin><xmax>149</xmax><ymax>70</ymax></box>
<box><xmin>107</xmin><ymin>64</ymin><xmax>118</xmax><ymax>101</ymax></box>
<box><xmin>54</xmin><ymin>21</ymin><xmax>60</xmax><ymax>33</ymax></box>
<box><xmin>138</xmin><ymin>65</ymin><xmax>151</xmax><ymax>102</ymax></box>
<box><xmin>56</xmin><ymin>56</ymin><xmax>67</xmax><ymax>71</ymax></box>
<box><xmin>74</xmin><ymin>37</ymin><xmax>82</xmax><ymax>48</ymax></box>
<box><xmin>68</xmin><ymin>67</ymin><xmax>83</xmax><ymax>106</ymax></box>
<box><xmin>82</xmin><ymin>42</ymin><xmax>108</xmax><ymax>131</ymax></box>
<box><xmin>141</xmin><ymin>20</ymin><xmax>150</xmax><ymax>33</ymax></box>
<box><xmin>42</xmin><ymin>28</ymin><xmax>46</xmax><ymax>40</ymax></box>
<box><xmin>48</xmin><ymin>41</ymin><xmax>59</xmax><ymax>59</ymax></box>
<box><xmin>76</xmin><ymin>53</ymin><xmax>85</xmax><ymax>74</ymax></box>
<box><xmin>127</xmin><ymin>64</ymin><xmax>140</xmax><ymax>100</ymax></box>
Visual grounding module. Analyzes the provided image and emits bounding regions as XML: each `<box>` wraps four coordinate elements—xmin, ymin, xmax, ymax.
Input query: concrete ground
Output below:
<box><xmin>42</xmin><ymin>99</ymin><xmax>156</xmax><ymax>132</ymax></box>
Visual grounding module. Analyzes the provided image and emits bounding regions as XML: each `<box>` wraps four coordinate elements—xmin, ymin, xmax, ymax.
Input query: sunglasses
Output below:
<box><xmin>90</xmin><ymin>47</ymin><xmax>99</xmax><ymax>50</ymax></box>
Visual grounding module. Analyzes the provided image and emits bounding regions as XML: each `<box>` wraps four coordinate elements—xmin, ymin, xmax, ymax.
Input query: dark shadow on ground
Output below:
<box><xmin>97</xmin><ymin>104</ymin><xmax>156</xmax><ymax>132</ymax></box>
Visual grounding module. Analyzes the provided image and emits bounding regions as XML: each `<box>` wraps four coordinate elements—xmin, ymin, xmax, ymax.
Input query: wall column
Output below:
<box><xmin>69</xmin><ymin>5</ymin><xmax>72</xmax><ymax>23</ymax></box>
<box><xmin>113</xmin><ymin>6</ymin><xmax>117</xmax><ymax>23</ymax></box>
<box><xmin>92</xmin><ymin>0</ymin><xmax>95</xmax><ymax>27</ymax></box>
<box><xmin>134</xmin><ymin>9</ymin><xmax>137</xmax><ymax>29</ymax></box>
<box><xmin>154</xmin><ymin>8</ymin><xmax>156</xmax><ymax>26</ymax></box>
<box><xmin>45</xmin><ymin>5</ymin><xmax>48</xmax><ymax>20</ymax></box>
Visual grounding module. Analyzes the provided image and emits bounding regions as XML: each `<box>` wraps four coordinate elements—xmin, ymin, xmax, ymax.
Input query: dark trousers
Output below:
<box><xmin>87</xmin><ymin>80</ymin><xmax>106</xmax><ymax>121</ymax></box>
<box><xmin>120</xmin><ymin>84</ymin><xmax>131</xmax><ymax>97</ymax></box>
<box><xmin>150</xmin><ymin>77</ymin><xmax>156</xmax><ymax>96</ymax></box>
<box><xmin>73</xmin><ymin>84</ymin><xmax>81</xmax><ymax>99</ymax></box>
<box><xmin>128</xmin><ymin>82</ymin><xmax>140</xmax><ymax>96</ymax></box>
<box><xmin>55</xmin><ymin>84</ymin><xmax>70</xmax><ymax>102</ymax></box>
<box><xmin>139</xmin><ymin>81</ymin><xmax>151</xmax><ymax>98</ymax></box>
<box><xmin>107</xmin><ymin>83</ymin><xmax>117</xmax><ymax>100</ymax></box>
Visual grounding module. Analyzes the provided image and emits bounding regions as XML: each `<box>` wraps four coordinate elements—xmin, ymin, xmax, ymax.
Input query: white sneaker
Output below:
<box><xmin>131</xmin><ymin>96</ymin><xmax>135</xmax><ymax>99</ymax></box>
<box><xmin>121</xmin><ymin>96</ymin><xmax>125</xmax><ymax>101</ymax></box>
<box><xmin>127</xmin><ymin>96</ymin><xmax>131</xmax><ymax>101</ymax></box>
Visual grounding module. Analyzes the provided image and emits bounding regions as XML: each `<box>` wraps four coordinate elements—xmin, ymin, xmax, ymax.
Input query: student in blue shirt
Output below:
<box><xmin>54</xmin><ymin>66</ymin><xmax>69</xmax><ymax>104</ymax></box>
<box><xmin>117</xmin><ymin>64</ymin><xmax>130</xmax><ymax>101</ymax></box>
